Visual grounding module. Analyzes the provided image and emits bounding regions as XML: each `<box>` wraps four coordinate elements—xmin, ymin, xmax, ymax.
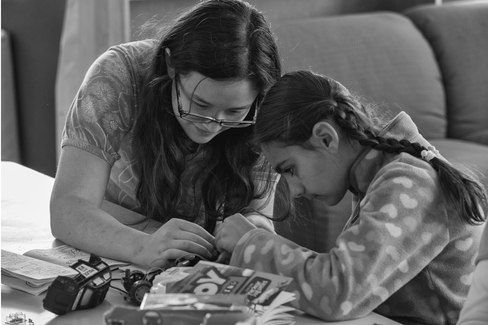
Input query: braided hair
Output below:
<box><xmin>255</xmin><ymin>70</ymin><xmax>487</xmax><ymax>225</ymax></box>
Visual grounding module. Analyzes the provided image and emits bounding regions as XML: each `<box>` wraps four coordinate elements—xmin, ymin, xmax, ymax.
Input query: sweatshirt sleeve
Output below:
<box><xmin>229</xmin><ymin>161</ymin><xmax>450</xmax><ymax>321</ymax></box>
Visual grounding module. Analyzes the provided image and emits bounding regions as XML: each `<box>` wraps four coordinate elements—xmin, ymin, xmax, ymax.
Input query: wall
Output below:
<box><xmin>1</xmin><ymin>0</ymin><xmax>67</xmax><ymax>177</ymax></box>
<box><xmin>129</xmin><ymin>0</ymin><xmax>437</xmax><ymax>40</ymax></box>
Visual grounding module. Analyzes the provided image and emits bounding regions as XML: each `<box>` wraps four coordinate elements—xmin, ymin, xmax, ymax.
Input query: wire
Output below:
<box><xmin>109</xmin><ymin>285</ymin><xmax>127</xmax><ymax>294</ymax></box>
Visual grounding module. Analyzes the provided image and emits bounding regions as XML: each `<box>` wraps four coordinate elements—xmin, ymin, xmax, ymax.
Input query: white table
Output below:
<box><xmin>1</xmin><ymin>161</ymin><xmax>401</xmax><ymax>325</ymax></box>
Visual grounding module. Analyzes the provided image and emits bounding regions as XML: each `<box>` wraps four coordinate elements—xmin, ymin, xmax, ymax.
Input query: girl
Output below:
<box><xmin>50</xmin><ymin>0</ymin><xmax>281</xmax><ymax>268</ymax></box>
<box><xmin>215</xmin><ymin>70</ymin><xmax>487</xmax><ymax>325</ymax></box>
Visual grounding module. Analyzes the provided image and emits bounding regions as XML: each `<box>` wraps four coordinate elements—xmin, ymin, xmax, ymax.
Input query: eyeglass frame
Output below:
<box><xmin>173</xmin><ymin>74</ymin><xmax>258</xmax><ymax>128</ymax></box>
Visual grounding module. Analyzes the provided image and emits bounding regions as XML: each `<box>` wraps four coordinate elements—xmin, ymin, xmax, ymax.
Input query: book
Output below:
<box><xmin>148</xmin><ymin>261</ymin><xmax>296</xmax><ymax>325</ymax></box>
<box><xmin>141</xmin><ymin>293</ymin><xmax>250</xmax><ymax>311</ymax></box>
<box><xmin>1</xmin><ymin>245</ymin><xmax>129</xmax><ymax>295</ymax></box>
<box><xmin>105</xmin><ymin>295</ymin><xmax>256</xmax><ymax>325</ymax></box>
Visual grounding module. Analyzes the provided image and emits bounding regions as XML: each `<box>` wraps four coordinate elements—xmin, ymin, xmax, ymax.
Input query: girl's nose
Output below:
<box><xmin>288</xmin><ymin>183</ymin><xmax>303</xmax><ymax>199</ymax></box>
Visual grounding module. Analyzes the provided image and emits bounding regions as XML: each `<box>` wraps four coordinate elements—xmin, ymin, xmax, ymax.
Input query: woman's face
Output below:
<box><xmin>262</xmin><ymin>142</ymin><xmax>351</xmax><ymax>206</ymax></box>
<box><xmin>172</xmin><ymin>72</ymin><xmax>258</xmax><ymax>144</ymax></box>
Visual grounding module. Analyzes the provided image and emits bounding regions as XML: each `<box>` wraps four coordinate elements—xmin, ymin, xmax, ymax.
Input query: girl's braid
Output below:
<box><xmin>331</xmin><ymin>101</ymin><xmax>426</xmax><ymax>157</ymax></box>
<box><xmin>329</xmin><ymin>99</ymin><xmax>486</xmax><ymax>225</ymax></box>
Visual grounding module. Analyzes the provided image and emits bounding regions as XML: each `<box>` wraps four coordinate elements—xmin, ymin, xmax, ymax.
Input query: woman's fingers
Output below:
<box><xmin>147</xmin><ymin>248</ymin><xmax>196</xmax><ymax>268</ymax></box>
<box><xmin>172</xmin><ymin>238</ymin><xmax>216</xmax><ymax>259</ymax></box>
<box><xmin>161</xmin><ymin>219</ymin><xmax>216</xmax><ymax>254</ymax></box>
<box><xmin>171</xmin><ymin>219</ymin><xmax>216</xmax><ymax>244</ymax></box>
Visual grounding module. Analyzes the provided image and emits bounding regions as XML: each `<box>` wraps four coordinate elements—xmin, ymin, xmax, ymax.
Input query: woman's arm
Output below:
<box><xmin>50</xmin><ymin>146</ymin><xmax>147</xmax><ymax>263</ymax></box>
<box><xmin>100</xmin><ymin>200</ymin><xmax>162</xmax><ymax>234</ymax></box>
<box><xmin>50</xmin><ymin>146</ymin><xmax>216</xmax><ymax>267</ymax></box>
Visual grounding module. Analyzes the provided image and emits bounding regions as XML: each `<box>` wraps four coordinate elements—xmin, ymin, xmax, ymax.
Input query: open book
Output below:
<box><xmin>148</xmin><ymin>261</ymin><xmax>296</xmax><ymax>325</ymax></box>
<box><xmin>1</xmin><ymin>245</ymin><xmax>129</xmax><ymax>295</ymax></box>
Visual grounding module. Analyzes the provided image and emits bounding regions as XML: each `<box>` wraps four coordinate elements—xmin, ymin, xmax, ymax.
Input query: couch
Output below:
<box><xmin>271</xmin><ymin>1</ymin><xmax>488</xmax><ymax>252</ymax></box>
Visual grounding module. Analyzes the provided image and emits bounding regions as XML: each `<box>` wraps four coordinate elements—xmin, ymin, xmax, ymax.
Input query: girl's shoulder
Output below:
<box><xmin>373</xmin><ymin>153</ymin><xmax>440</xmax><ymax>193</ymax></box>
<box><xmin>365</xmin><ymin>153</ymin><xmax>442</xmax><ymax>213</ymax></box>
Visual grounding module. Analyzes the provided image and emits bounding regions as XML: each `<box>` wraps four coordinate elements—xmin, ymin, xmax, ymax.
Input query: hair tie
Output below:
<box><xmin>420</xmin><ymin>146</ymin><xmax>439</xmax><ymax>162</ymax></box>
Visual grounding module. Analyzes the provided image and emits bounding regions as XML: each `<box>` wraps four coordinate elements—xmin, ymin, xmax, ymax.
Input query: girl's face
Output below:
<box><xmin>172</xmin><ymin>72</ymin><xmax>258</xmax><ymax>144</ymax></box>
<box><xmin>262</xmin><ymin>122</ymin><xmax>355</xmax><ymax>206</ymax></box>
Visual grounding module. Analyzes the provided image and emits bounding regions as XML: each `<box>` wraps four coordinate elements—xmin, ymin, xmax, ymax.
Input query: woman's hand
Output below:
<box><xmin>214</xmin><ymin>213</ymin><xmax>257</xmax><ymax>256</ymax></box>
<box><xmin>140</xmin><ymin>218</ymin><xmax>216</xmax><ymax>267</ymax></box>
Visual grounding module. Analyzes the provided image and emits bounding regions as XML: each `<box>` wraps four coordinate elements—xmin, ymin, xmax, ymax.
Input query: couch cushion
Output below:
<box><xmin>405</xmin><ymin>2</ymin><xmax>488</xmax><ymax>146</ymax></box>
<box><xmin>273</xmin><ymin>12</ymin><xmax>446</xmax><ymax>140</ymax></box>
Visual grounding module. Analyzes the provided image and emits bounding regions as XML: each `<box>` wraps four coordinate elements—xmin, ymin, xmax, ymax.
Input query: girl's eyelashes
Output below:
<box><xmin>283</xmin><ymin>166</ymin><xmax>295</xmax><ymax>176</ymax></box>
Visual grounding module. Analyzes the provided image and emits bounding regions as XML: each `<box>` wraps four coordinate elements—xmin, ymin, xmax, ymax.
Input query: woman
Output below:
<box><xmin>50</xmin><ymin>0</ymin><xmax>281</xmax><ymax>268</ymax></box>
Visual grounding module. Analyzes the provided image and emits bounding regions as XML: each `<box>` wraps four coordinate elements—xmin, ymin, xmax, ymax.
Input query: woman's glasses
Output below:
<box><xmin>174</xmin><ymin>75</ymin><xmax>257</xmax><ymax>128</ymax></box>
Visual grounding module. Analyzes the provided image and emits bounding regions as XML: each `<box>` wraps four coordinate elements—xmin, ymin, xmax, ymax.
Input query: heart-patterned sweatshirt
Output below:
<box><xmin>229</xmin><ymin>112</ymin><xmax>485</xmax><ymax>325</ymax></box>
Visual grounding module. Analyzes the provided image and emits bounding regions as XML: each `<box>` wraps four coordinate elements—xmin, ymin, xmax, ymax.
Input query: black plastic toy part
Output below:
<box><xmin>121</xmin><ymin>269</ymin><xmax>153</xmax><ymax>305</ymax></box>
<box><xmin>43</xmin><ymin>254</ymin><xmax>111</xmax><ymax>315</ymax></box>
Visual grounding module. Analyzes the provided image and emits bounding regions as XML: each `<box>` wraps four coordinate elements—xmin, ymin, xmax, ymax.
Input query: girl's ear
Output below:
<box><xmin>311</xmin><ymin>121</ymin><xmax>339</xmax><ymax>154</ymax></box>
<box><xmin>165</xmin><ymin>48</ymin><xmax>175</xmax><ymax>78</ymax></box>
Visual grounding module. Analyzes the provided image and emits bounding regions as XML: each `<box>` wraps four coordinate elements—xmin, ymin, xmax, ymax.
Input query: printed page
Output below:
<box><xmin>1</xmin><ymin>249</ymin><xmax>77</xmax><ymax>282</ymax></box>
<box><xmin>169</xmin><ymin>261</ymin><xmax>293</xmax><ymax>307</ymax></box>
<box><xmin>2</xmin><ymin>249</ymin><xmax>78</xmax><ymax>295</ymax></box>
<box><xmin>166</xmin><ymin>261</ymin><xmax>296</xmax><ymax>325</ymax></box>
<box><xmin>255</xmin><ymin>291</ymin><xmax>296</xmax><ymax>325</ymax></box>
<box><xmin>1</xmin><ymin>274</ymin><xmax>52</xmax><ymax>296</ymax></box>
<box><xmin>1</xmin><ymin>249</ymin><xmax>78</xmax><ymax>295</ymax></box>
<box><xmin>23</xmin><ymin>244</ymin><xmax>130</xmax><ymax>268</ymax></box>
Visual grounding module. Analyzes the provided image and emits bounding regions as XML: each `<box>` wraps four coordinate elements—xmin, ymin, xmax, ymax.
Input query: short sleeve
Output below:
<box><xmin>62</xmin><ymin>48</ymin><xmax>137</xmax><ymax>166</ymax></box>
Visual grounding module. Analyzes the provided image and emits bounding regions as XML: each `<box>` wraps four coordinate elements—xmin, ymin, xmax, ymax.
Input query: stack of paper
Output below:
<box><xmin>1</xmin><ymin>250</ymin><xmax>77</xmax><ymax>295</ymax></box>
<box><xmin>1</xmin><ymin>245</ymin><xmax>129</xmax><ymax>295</ymax></box>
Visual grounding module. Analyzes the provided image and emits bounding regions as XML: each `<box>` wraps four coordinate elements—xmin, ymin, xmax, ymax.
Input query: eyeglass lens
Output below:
<box><xmin>176</xmin><ymin>76</ymin><xmax>256</xmax><ymax>128</ymax></box>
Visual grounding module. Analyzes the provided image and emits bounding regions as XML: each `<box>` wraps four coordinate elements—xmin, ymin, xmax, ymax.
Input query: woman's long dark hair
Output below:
<box><xmin>133</xmin><ymin>0</ymin><xmax>281</xmax><ymax>232</ymax></box>
<box><xmin>255</xmin><ymin>70</ymin><xmax>487</xmax><ymax>225</ymax></box>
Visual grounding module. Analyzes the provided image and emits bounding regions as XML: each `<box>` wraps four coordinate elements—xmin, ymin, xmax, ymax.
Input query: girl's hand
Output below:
<box><xmin>140</xmin><ymin>218</ymin><xmax>216</xmax><ymax>267</ymax></box>
<box><xmin>214</xmin><ymin>213</ymin><xmax>257</xmax><ymax>255</ymax></box>
<box><xmin>244</xmin><ymin>213</ymin><xmax>275</xmax><ymax>233</ymax></box>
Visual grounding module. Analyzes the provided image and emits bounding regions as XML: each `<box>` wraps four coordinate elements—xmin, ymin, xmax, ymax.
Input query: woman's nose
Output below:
<box><xmin>202</xmin><ymin>121</ymin><xmax>223</xmax><ymax>132</ymax></box>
